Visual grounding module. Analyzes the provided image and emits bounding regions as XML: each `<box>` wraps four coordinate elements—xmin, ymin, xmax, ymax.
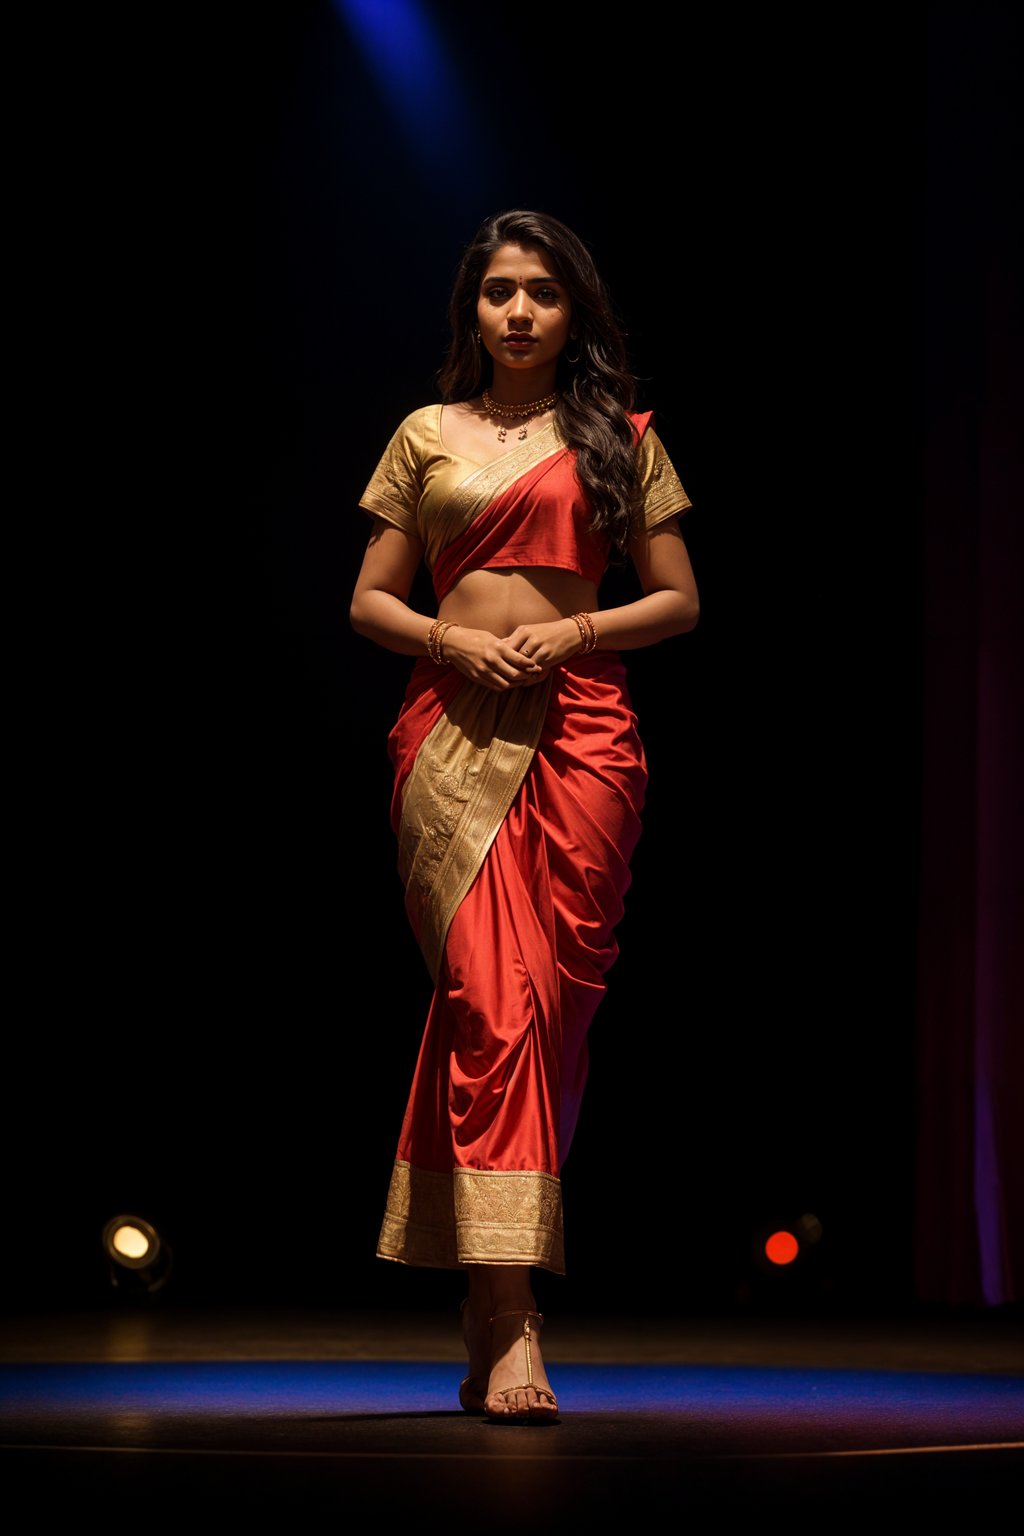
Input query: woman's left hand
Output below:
<box><xmin>503</xmin><ymin>618</ymin><xmax>583</xmax><ymax>677</ymax></box>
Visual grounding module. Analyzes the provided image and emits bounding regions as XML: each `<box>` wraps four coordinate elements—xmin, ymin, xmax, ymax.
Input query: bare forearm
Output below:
<box><xmin>588</xmin><ymin>588</ymin><xmax>699</xmax><ymax>651</ymax></box>
<box><xmin>349</xmin><ymin>590</ymin><xmax>435</xmax><ymax>657</ymax></box>
<box><xmin>504</xmin><ymin>589</ymin><xmax>698</xmax><ymax>675</ymax></box>
<box><xmin>351</xmin><ymin>587</ymin><xmax>551</xmax><ymax>691</ymax></box>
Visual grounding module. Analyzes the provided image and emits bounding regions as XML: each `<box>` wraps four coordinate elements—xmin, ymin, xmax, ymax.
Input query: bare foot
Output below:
<box><xmin>484</xmin><ymin>1310</ymin><xmax>559</xmax><ymax>1423</ymax></box>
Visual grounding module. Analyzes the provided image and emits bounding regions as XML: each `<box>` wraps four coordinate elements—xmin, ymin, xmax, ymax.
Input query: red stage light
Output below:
<box><xmin>765</xmin><ymin>1230</ymin><xmax>799</xmax><ymax>1266</ymax></box>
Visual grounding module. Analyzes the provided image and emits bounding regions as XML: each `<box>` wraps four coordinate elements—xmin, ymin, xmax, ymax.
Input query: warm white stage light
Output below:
<box><xmin>101</xmin><ymin>1214</ymin><xmax>173</xmax><ymax>1295</ymax></box>
<box><xmin>110</xmin><ymin>1223</ymin><xmax>151</xmax><ymax>1260</ymax></box>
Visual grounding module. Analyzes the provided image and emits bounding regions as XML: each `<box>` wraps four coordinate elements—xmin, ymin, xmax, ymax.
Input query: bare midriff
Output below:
<box><xmin>437</xmin><ymin>567</ymin><xmax>599</xmax><ymax>638</ymax></box>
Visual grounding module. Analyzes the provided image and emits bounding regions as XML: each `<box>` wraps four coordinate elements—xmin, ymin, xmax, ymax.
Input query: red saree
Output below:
<box><xmin>361</xmin><ymin>406</ymin><xmax>689</xmax><ymax>1273</ymax></box>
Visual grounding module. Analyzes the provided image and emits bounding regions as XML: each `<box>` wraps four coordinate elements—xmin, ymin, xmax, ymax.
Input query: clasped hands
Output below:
<box><xmin>442</xmin><ymin>617</ymin><xmax>585</xmax><ymax>692</ymax></box>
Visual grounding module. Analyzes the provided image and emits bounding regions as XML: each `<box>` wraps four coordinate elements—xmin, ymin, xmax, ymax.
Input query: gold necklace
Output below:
<box><xmin>482</xmin><ymin>388</ymin><xmax>559</xmax><ymax>443</ymax></box>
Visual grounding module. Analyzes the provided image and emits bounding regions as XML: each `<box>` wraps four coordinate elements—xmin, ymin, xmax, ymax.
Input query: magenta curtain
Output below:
<box><xmin>915</xmin><ymin>8</ymin><xmax>1024</xmax><ymax>1305</ymax></box>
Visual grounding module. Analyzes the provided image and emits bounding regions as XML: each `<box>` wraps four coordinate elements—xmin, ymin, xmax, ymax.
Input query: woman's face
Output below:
<box><xmin>476</xmin><ymin>243</ymin><xmax>573</xmax><ymax>382</ymax></box>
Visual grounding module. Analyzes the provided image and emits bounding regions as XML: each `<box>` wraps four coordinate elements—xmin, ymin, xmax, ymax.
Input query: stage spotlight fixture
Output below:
<box><xmin>101</xmin><ymin>1214</ymin><xmax>173</xmax><ymax>1296</ymax></box>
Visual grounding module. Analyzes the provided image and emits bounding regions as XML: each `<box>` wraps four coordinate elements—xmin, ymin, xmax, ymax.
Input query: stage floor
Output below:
<box><xmin>2</xmin><ymin>1307</ymin><xmax>1022</xmax><ymax>1511</ymax></box>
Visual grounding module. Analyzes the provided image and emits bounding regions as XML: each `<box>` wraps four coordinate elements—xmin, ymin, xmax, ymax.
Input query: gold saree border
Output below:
<box><xmin>429</xmin><ymin>423</ymin><xmax>564</xmax><ymax>574</ymax></box>
<box><xmin>398</xmin><ymin>674</ymin><xmax>553</xmax><ymax>981</ymax></box>
<box><xmin>423</xmin><ymin>423</ymin><xmax>562</xmax><ymax>571</ymax></box>
<box><xmin>377</xmin><ymin>1160</ymin><xmax>566</xmax><ymax>1274</ymax></box>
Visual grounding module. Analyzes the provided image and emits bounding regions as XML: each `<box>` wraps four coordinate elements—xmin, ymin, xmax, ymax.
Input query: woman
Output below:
<box><xmin>350</xmin><ymin>209</ymin><xmax>699</xmax><ymax>1423</ymax></box>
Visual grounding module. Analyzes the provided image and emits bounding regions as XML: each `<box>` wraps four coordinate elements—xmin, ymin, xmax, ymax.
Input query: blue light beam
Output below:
<box><xmin>333</xmin><ymin>0</ymin><xmax>476</xmax><ymax>176</ymax></box>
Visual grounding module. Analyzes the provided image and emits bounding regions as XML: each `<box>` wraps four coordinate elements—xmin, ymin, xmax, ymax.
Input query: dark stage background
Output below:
<box><xmin>11</xmin><ymin>4</ymin><xmax>1014</xmax><ymax>1322</ymax></box>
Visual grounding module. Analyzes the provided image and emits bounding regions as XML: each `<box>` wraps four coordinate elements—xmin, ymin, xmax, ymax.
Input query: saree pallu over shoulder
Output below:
<box><xmin>423</xmin><ymin>424</ymin><xmax>564</xmax><ymax>583</ymax></box>
<box><xmin>432</xmin><ymin>446</ymin><xmax>607</xmax><ymax>601</ymax></box>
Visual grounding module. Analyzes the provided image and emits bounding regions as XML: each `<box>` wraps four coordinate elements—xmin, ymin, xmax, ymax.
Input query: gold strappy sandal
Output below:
<box><xmin>484</xmin><ymin>1309</ymin><xmax>560</xmax><ymax>1425</ymax></box>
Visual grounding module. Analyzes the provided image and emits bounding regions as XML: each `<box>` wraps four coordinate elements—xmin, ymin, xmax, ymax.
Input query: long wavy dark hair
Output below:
<box><xmin>436</xmin><ymin>209</ymin><xmax>643</xmax><ymax>558</ymax></box>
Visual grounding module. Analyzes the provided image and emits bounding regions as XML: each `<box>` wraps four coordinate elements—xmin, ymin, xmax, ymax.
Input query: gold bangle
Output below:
<box><xmin>571</xmin><ymin>611</ymin><xmax>597</xmax><ymax>654</ymax></box>
<box><xmin>438</xmin><ymin>623</ymin><xmax>459</xmax><ymax>664</ymax></box>
<box><xmin>427</xmin><ymin>618</ymin><xmax>460</xmax><ymax>665</ymax></box>
<box><xmin>426</xmin><ymin>618</ymin><xmax>449</xmax><ymax>664</ymax></box>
